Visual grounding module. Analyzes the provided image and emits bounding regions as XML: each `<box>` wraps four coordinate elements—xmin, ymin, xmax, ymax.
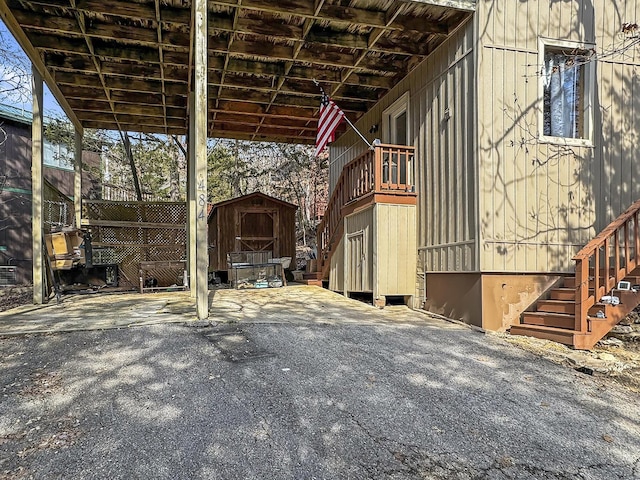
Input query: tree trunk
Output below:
<box><xmin>119</xmin><ymin>131</ymin><xmax>142</xmax><ymax>201</ymax></box>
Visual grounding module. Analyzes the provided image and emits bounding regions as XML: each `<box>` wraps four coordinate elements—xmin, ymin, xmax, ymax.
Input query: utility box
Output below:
<box><xmin>0</xmin><ymin>266</ymin><xmax>17</xmax><ymax>286</ymax></box>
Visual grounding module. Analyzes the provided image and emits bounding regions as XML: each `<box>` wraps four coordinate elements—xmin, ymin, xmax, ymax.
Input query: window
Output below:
<box><xmin>382</xmin><ymin>92</ymin><xmax>409</xmax><ymax>145</ymax></box>
<box><xmin>43</xmin><ymin>140</ymin><xmax>74</xmax><ymax>170</ymax></box>
<box><xmin>381</xmin><ymin>92</ymin><xmax>412</xmax><ymax>186</ymax></box>
<box><xmin>539</xmin><ymin>39</ymin><xmax>594</xmax><ymax>144</ymax></box>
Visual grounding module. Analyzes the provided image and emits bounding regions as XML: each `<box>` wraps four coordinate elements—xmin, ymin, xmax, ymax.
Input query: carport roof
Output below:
<box><xmin>0</xmin><ymin>0</ymin><xmax>475</xmax><ymax>144</ymax></box>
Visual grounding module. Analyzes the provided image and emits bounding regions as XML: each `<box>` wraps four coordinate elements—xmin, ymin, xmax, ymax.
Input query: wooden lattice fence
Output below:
<box><xmin>82</xmin><ymin>200</ymin><xmax>187</xmax><ymax>289</ymax></box>
<box><xmin>44</xmin><ymin>179</ymin><xmax>74</xmax><ymax>229</ymax></box>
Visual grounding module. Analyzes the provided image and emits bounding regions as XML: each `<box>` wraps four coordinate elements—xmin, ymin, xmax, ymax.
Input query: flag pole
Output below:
<box><xmin>313</xmin><ymin>79</ymin><xmax>374</xmax><ymax>150</ymax></box>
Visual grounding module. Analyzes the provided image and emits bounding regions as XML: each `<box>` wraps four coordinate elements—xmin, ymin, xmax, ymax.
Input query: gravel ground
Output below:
<box><xmin>1</xmin><ymin>319</ymin><xmax>640</xmax><ymax>479</ymax></box>
<box><xmin>0</xmin><ymin>288</ymin><xmax>32</xmax><ymax>313</ymax></box>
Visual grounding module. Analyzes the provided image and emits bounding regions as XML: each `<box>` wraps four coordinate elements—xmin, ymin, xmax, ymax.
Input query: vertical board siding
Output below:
<box><xmin>207</xmin><ymin>195</ymin><xmax>297</xmax><ymax>272</ymax></box>
<box><xmin>477</xmin><ymin>0</ymin><xmax>637</xmax><ymax>273</ymax></box>
<box><xmin>329</xmin><ymin>236</ymin><xmax>344</xmax><ymax>292</ymax></box>
<box><xmin>330</xmin><ymin>20</ymin><xmax>477</xmax><ymax>273</ymax></box>
<box><xmin>375</xmin><ymin>204</ymin><xmax>417</xmax><ymax>296</ymax></box>
<box><xmin>345</xmin><ymin>207</ymin><xmax>374</xmax><ymax>292</ymax></box>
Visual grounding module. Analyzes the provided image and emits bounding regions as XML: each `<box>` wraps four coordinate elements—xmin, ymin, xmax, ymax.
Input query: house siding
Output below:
<box><xmin>345</xmin><ymin>206</ymin><xmax>374</xmax><ymax>293</ymax></box>
<box><xmin>375</xmin><ymin>203</ymin><xmax>417</xmax><ymax>298</ymax></box>
<box><xmin>330</xmin><ymin>20</ymin><xmax>477</xmax><ymax>273</ymax></box>
<box><xmin>477</xmin><ymin>0</ymin><xmax>640</xmax><ymax>273</ymax></box>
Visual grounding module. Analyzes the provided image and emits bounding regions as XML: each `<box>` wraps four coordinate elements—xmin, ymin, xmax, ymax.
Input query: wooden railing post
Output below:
<box><xmin>604</xmin><ymin>237</ymin><xmax>610</xmax><ymax>291</ymax></box>
<box><xmin>635</xmin><ymin>212</ymin><xmax>640</xmax><ymax>265</ymax></box>
<box><xmin>374</xmin><ymin>146</ymin><xmax>382</xmax><ymax>191</ymax></box>
<box><xmin>614</xmin><ymin>229</ymin><xmax>620</xmax><ymax>280</ymax></box>
<box><xmin>575</xmin><ymin>257</ymin><xmax>589</xmax><ymax>332</ymax></box>
<box><xmin>635</xmin><ymin>212</ymin><xmax>640</xmax><ymax>269</ymax></box>
<box><xmin>625</xmin><ymin>222</ymin><xmax>630</xmax><ymax>275</ymax></box>
<box><xmin>594</xmin><ymin>247</ymin><xmax>600</xmax><ymax>301</ymax></box>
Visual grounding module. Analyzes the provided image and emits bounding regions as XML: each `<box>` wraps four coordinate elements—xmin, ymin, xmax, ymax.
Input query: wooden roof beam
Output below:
<box><xmin>74</xmin><ymin>0</ymin><xmax>191</xmax><ymax>25</ymax></box>
<box><xmin>208</xmin><ymin>128</ymin><xmax>315</xmax><ymax>145</ymax></box>
<box><xmin>82</xmin><ymin>120</ymin><xmax>185</xmax><ymax>134</ymax></box>
<box><xmin>215</xmin><ymin>100</ymin><xmax>317</xmax><ymax>120</ymax></box>
<box><xmin>213</xmin><ymin>115</ymin><xmax>317</xmax><ymax>132</ymax></box>
<box><xmin>19</xmin><ymin>18</ymin><xmax>191</xmax><ymax>49</ymax></box>
<box><xmin>209</xmin><ymin>0</ymin><xmax>469</xmax><ymax>32</ymax></box>
<box><xmin>208</xmin><ymin>57</ymin><xmax>396</xmax><ymax>89</ymax></box>
<box><xmin>329</xmin><ymin>2</ymin><xmax>407</xmax><ymax>99</ymax></box>
<box><xmin>212</xmin><ymin>0</ymin><xmax>241</xmax><ymax>121</ymax></box>
<box><xmin>211</xmin><ymin>87</ymin><xmax>370</xmax><ymax>112</ymax></box>
<box><xmin>74</xmin><ymin>104</ymin><xmax>185</xmax><ymax>118</ymax></box>
<box><xmin>67</xmin><ymin>0</ymin><xmax>124</xmax><ymax>131</ymax></box>
<box><xmin>400</xmin><ymin>0</ymin><xmax>475</xmax><ymax>13</ymax></box>
<box><xmin>209</xmin><ymin>122</ymin><xmax>319</xmax><ymax>139</ymax></box>
<box><xmin>154</xmin><ymin>0</ymin><xmax>169</xmax><ymax>134</ymax></box>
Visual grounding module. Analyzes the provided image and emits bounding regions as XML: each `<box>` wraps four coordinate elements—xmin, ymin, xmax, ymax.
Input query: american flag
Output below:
<box><xmin>315</xmin><ymin>94</ymin><xmax>344</xmax><ymax>157</ymax></box>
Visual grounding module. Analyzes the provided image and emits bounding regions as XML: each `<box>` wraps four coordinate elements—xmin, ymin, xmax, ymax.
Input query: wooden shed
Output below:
<box><xmin>208</xmin><ymin>192</ymin><xmax>297</xmax><ymax>272</ymax></box>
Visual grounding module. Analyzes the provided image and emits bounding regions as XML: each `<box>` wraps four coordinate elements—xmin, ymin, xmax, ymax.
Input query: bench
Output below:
<box><xmin>139</xmin><ymin>260</ymin><xmax>187</xmax><ymax>293</ymax></box>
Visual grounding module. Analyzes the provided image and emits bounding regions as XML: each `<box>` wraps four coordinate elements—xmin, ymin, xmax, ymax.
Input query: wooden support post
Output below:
<box><xmin>31</xmin><ymin>67</ymin><xmax>44</xmax><ymax>304</ymax></box>
<box><xmin>343</xmin><ymin>216</ymin><xmax>348</xmax><ymax>298</ymax></box>
<box><xmin>193</xmin><ymin>0</ymin><xmax>208</xmax><ymax>319</ymax></box>
<box><xmin>187</xmin><ymin>94</ymin><xmax>197</xmax><ymax>299</ymax></box>
<box><xmin>74</xmin><ymin>127</ymin><xmax>83</xmax><ymax>228</ymax></box>
<box><xmin>372</xmin><ymin>202</ymin><xmax>383</xmax><ymax>308</ymax></box>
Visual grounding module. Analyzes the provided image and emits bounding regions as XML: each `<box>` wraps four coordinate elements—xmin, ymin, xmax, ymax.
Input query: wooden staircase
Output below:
<box><xmin>312</xmin><ymin>144</ymin><xmax>416</xmax><ymax>281</ymax></box>
<box><xmin>511</xmin><ymin>199</ymin><xmax>640</xmax><ymax>349</ymax></box>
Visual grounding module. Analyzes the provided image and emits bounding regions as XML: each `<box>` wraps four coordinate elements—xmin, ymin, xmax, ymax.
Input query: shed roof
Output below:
<box><xmin>210</xmin><ymin>192</ymin><xmax>299</xmax><ymax>214</ymax></box>
<box><xmin>0</xmin><ymin>0</ymin><xmax>475</xmax><ymax>143</ymax></box>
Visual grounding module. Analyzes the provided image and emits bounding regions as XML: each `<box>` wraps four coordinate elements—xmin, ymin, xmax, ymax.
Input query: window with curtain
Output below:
<box><xmin>542</xmin><ymin>47</ymin><xmax>589</xmax><ymax>139</ymax></box>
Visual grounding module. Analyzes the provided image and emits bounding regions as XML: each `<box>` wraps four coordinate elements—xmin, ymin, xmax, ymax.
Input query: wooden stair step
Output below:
<box><xmin>521</xmin><ymin>311</ymin><xmax>576</xmax><ymax>329</ymax></box>
<box><xmin>300</xmin><ymin>279</ymin><xmax>323</xmax><ymax>286</ymax></box>
<box><xmin>303</xmin><ymin>272</ymin><xmax>323</xmax><ymax>280</ymax></box>
<box><xmin>536</xmin><ymin>299</ymin><xmax>575</xmax><ymax>315</ymax></box>
<box><xmin>549</xmin><ymin>288</ymin><xmax>576</xmax><ymax>301</ymax></box>
<box><xmin>509</xmin><ymin>324</ymin><xmax>585</xmax><ymax>347</ymax></box>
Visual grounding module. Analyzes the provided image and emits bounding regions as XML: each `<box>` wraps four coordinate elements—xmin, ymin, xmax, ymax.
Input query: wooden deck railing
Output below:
<box><xmin>316</xmin><ymin>144</ymin><xmax>415</xmax><ymax>269</ymax></box>
<box><xmin>573</xmin><ymin>198</ymin><xmax>640</xmax><ymax>332</ymax></box>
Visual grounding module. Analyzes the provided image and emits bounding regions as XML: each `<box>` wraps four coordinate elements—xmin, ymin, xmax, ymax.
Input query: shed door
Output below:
<box><xmin>348</xmin><ymin>231</ymin><xmax>365</xmax><ymax>292</ymax></box>
<box><xmin>235</xmin><ymin>209</ymin><xmax>279</xmax><ymax>256</ymax></box>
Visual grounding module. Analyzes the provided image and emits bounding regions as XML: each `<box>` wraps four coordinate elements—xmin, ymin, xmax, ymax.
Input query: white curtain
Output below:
<box><xmin>544</xmin><ymin>53</ymin><xmax>580</xmax><ymax>138</ymax></box>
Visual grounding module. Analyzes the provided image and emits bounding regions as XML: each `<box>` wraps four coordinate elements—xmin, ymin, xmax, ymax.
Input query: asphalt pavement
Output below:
<box><xmin>1</xmin><ymin>287</ymin><xmax>639</xmax><ymax>479</ymax></box>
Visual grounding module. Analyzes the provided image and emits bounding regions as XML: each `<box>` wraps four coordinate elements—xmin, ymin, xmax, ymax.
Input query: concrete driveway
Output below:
<box><xmin>1</xmin><ymin>286</ymin><xmax>639</xmax><ymax>479</ymax></box>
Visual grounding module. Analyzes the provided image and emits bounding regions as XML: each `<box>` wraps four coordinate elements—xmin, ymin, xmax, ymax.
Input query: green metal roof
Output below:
<box><xmin>0</xmin><ymin>103</ymin><xmax>31</xmax><ymax>126</ymax></box>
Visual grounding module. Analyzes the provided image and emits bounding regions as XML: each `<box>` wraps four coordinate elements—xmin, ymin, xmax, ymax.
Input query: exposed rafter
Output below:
<box><xmin>1</xmin><ymin>0</ymin><xmax>475</xmax><ymax>141</ymax></box>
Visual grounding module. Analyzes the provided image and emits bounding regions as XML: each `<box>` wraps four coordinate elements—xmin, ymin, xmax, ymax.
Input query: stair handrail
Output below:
<box><xmin>573</xmin><ymin>198</ymin><xmax>640</xmax><ymax>332</ymax></box>
<box><xmin>316</xmin><ymin>144</ymin><xmax>415</xmax><ymax>272</ymax></box>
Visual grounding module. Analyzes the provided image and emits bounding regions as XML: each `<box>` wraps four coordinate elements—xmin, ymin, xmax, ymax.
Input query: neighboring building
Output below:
<box><xmin>324</xmin><ymin>1</ymin><xmax>640</xmax><ymax>348</ymax></box>
<box><xmin>0</xmin><ymin>104</ymin><xmax>100</xmax><ymax>284</ymax></box>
